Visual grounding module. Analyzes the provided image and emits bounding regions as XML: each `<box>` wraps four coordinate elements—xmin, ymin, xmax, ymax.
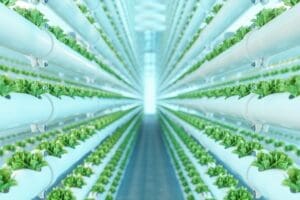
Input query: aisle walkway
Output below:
<box><xmin>116</xmin><ymin>115</ymin><xmax>183</xmax><ymax>200</ymax></box>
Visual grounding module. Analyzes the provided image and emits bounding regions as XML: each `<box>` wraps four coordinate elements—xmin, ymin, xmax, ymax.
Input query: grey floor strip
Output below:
<box><xmin>116</xmin><ymin>115</ymin><xmax>184</xmax><ymax>200</ymax></box>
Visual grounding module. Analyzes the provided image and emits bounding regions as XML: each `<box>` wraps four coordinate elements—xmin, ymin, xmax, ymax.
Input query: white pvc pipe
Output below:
<box><xmin>0</xmin><ymin>93</ymin><xmax>52</xmax><ymax>130</ymax></box>
<box><xmin>169</xmin><ymin>0</ymin><xmax>253</xmax><ymax>87</ymax></box>
<box><xmin>71</xmin><ymin>117</ymin><xmax>138</xmax><ymax>199</ymax></box>
<box><xmin>164</xmin><ymin>110</ymin><xmax>300</xmax><ymax>200</ymax></box>
<box><xmin>248</xmin><ymin>167</ymin><xmax>300</xmax><ymax>200</ymax></box>
<box><xmin>247</xmin><ymin>93</ymin><xmax>300</xmax><ymax>129</ymax></box>
<box><xmin>161</xmin><ymin>0</ymin><xmax>211</xmax><ymax>84</ymax></box>
<box><xmin>45</xmin><ymin>0</ymin><xmax>133</xmax><ymax>84</ymax></box>
<box><xmin>0</xmin><ymin>110</ymin><xmax>138</xmax><ymax>200</ymax></box>
<box><xmin>84</xmin><ymin>0</ymin><xmax>132</xmax><ymax>71</ymax></box>
<box><xmin>164</xmin><ymin>119</ymin><xmax>227</xmax><ymax>200</ymax></box>
<box><xmin>178</xmin><ymin>3</ymin><xmax>300</xmax><ymax>85</ymax></box>
<box><xmin>0</xmin><ymin>92</ymin><xmax>133</xmax><ymax>130</ymax></box>
<box><xmin>0</xmin><ymin>4</ymin><xmax>123</xmax><ymax>87</ymax></box>
<box><xmin>170</xmin><ymin>93</ymin><xmax>300</xmax><ymax>130</ymax></box>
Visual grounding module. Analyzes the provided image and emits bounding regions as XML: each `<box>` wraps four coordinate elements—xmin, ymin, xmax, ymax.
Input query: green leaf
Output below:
<box><xmin>37</xmin><ymin>141</ymin><xmax>66</xmax><ymax>158</ymax></box>
<box><xmin>63</xmin><ymin>175</ymin><xmax>85</xmax><ymax>188</ymax></box>
<box><xmin>283</xmin><ymin>168</ymin><xmax>300</xmax><ymax>193</ymax></box>
<box><xmin>224</xmin><ymin>188</ymin><xmax>253</xmax><ymax>200</ymax></box>
<box><xmin>0</xmin><ymin>168</ymin><xmax>16</xmax><ymax>193</ymax></box>
<box><xmin>7</xmin><ymin>151</ymin><xmax>47</xmax><ymax>171</ymax></box>
<box><xmin>47</xmin><ymin>188</ymin><xmax>75</xmax><ymax>200</ymax></box>
<box><xmin>252</xmin><ymin>151</ymin><xmax>293</xmax><ymax>171</ymax></box>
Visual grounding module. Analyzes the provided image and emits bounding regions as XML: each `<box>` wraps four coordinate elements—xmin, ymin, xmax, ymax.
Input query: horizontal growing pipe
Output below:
<box><xmin>44</xmin><ymin>0</ymin><xmax>135</xmax><ymax>85</ymax></box>
<box><xmin>168</xmin><ymin>92</ymin><xmax>300</xmax><ymax>131</ymax></box>
<box><xmin>0</xmin><ymin>4</ymin><xmax>125</xmax><ymax>89</ymax></box>
<box><xmin>84</xmin><ymin>0</ymin><xmax>139</xmax><ymax>81</ymax></box>
<box><xmin>164</xmin><ymin>0</ymin><xmax>253</xmax><ymax>89</ymax></box>
<box><xmin>163</xmin><ymin>118</ymin><xmax>227</xmax><ymax>199</ymax></box>
<box><xmin>161</xmin><ymin>0</ymin><xmax>218</xmax><ymax>82</ymax></box>
<box><xmin>163</xmin><ymin>109</ymin><xmax>300</xmax><ymax>200</ymax></box>
<box><xmin>0</xmin><ymin>109</ymin><xmax>139</xmax><ymax>200</ymax></box>
<box><xmin>0</xmin><ymin>92</ymin><xmax>135</xmax><ymax>130</ymax></box>
<box><xmin>71</xmin><ymin>116</ymin><xmax>139</xmax><ymax>199</ymax></box>
<box><xmin>177</xmin><ymin>3</ymin><xmax>300</xmax><ymax>86</ymax></box>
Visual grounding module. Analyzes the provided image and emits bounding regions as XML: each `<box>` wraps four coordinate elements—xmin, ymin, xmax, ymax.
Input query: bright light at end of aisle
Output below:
<box><xmin>144</xmin><ymin>71</ymin><xmax>156</xmax><ymax>114</ymax></box>
<box><xmin>144</xmin><ymin>52</ymin><xmax>156</xmax><ymax>114</ymax></box>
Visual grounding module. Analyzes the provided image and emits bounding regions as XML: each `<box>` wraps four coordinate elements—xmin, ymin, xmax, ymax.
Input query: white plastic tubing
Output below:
<box><xmin>163</xmin><ymin>109</ymin><xmax>300</xmax><ymax>200</ymax></box>
<box><xmin>163</xmin><ymin>118</ymin><xmax>227</xmax><ymax>200</ymax></box>
<box><xmin>0</xmin><ymin>4</ymin><xmax>122</xmax><ymax>87</ymax></box>
<box><xmin>71</xmin><ymin>116</ymin><xmax>139</xmax><ymax>200</ymax></box>
<box><xmin>0</xmin><ymin>92</ymin><xmax>134</xmax><ymax>130</ymax></box>
<box><xmin>178</xmin><ymin>3</ymin><xmax>300</xmax><ymax>86</ymax></box>
<box><xmin>169</xmin><ymin>92</ymin><xmax>300</xmax><ymax>130</ymax></box>
<box><xmin>168</xmin><ymin>0</ymin><xmax>253</xmax><ymax>86</ymax></box>
<box><xmin>0</xmin><ymin>109</ymin><xmax>139</xmax><ymax>200</ymax></box>
<box><xmin>44</xmin><ymin>0</ymin><xmax>132</xmax><ymax>84</ymax></box>
<box><xmin>83</xmin><ymin>0</ymin><xmax>132</xmax><ymax>69</ymax></box>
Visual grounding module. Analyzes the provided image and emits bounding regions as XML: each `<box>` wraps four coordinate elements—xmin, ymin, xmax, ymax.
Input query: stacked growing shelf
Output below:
<box><xmin>1</xmin><ymin>0</ymin><xmax>300</xmax><ymax>200</ymax></box>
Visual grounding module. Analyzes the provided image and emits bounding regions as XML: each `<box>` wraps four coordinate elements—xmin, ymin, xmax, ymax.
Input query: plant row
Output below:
<box><xmin>191</xmin><ymin>64</ymin><xmax>300</xmax><ymax>96</ymax></box>
<box><xmin>86</xmin><ymin>120</ymin><xmax>140</xmax><ymax>200</ymax></box>
<box><xmin>75</xmin><ymin>1</ymin><xmax>128</xmax><ymax>71</ymax></box>
<box><xmin>162</xmin><ymin>116</ymin><xmax>254</xmax><ymax>200</ymax></box>
<box><xmin>0</xmin><ymin>109</ymin><xmax>130</xmax><ymax>193</ymax></box>
<box><xmin>0</xmin><ymin>63</ymin><xmax>105</xmax><ymax>91</ymax></box>
<box><xmin>46</xmin><ymin>116</ymin><xmax>140</xmax><ymax>200</ymax></box>
<box><xmin>171</xmin><ymin>110</ymin><xmax>300</xmax><ymax>193</ymax></box>
<box><xmin>0</xmin><ymin>110</ymin><xmax>129</xmax><ymax>159</ymax></box>
<box><xmin>167</xmin><ymin>2</ymin><xmax>223</xmax><ymax>72</ymax></box>
<box><xmin>99</xmin><ymin>0</ymin><xmax>137</xmax><ymax>73</ymax></box>
<box><xmin>0</xmin><ymin>1</ymin><xmax>126</xmax><ymax>83</ymax></box>
<box><xmin>0</xmin><ymin>75</ymin><xmax>122</xmax><ymax>98</ymax></box>
<box><xmin>177</xmin><ymin>74</ymin><xmax>300</xmax><ymax>99</ymax></box>
<box><xmin>177</xmin><ymin>5</ymin><xmax>294</xmax><ymax>82</ymax></box>
<box><xmin>162</xmin><ymin>121</ymin><xmax>210</xmax><ymax>200</ymax></box>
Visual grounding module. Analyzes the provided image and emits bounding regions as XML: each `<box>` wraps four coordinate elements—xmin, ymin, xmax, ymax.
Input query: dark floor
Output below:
<box><xmin>116</xmin><ymin>115</ymin><xmax>183</xmax><ymax>200</ymax></box>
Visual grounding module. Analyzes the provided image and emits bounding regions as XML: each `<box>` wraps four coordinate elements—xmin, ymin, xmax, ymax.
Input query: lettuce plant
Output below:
<box><xmin>252</xmin><ymin>151</ymin><xmax>293</xmax><ymax>171</ymax></box>
<box><xmin>63</xmin><ymin>175</ymin><xmax>85</xmax><ymax>188</ymax></box>
<box><xmin>0</xmin><ymin>76</ymin><xmax>12</xmax><ymax>98</ymax></box>
<box><xmin>252</xmin><ymin>8</ymin><xmax>286</xmax><ymax>28</ymax></box>
<box><xmin>16</xmin><ymin>141</ymin><xmax>26</xmax><ymax>148</ymax></box>
<box><xmin>286</xmin><ymin>76</ymin><xmax>300</xmax><ymax>98</ymax></box>
<box><xmin>3</xmin><ymin>144</ymin><xmax>16</xmax><ymax>152</ymax></box>
<box><xmin>91</xmin><ymin>182</ymin><xmax>105</xmax><ymax>193</ymax></box>
<box><xmin>285</xmin><ymin>144</ymin><xmax>297</xmax><ymax>152</ymax></box>
<box><xmin>274</xmin><ymin>141</ymin><xmax>285</xmax><ymax>147</ymax></box>
<box><xmin>283</xmin><ymin>168</ymin><xmax>300</xmax><ymax>193</ymax></box>
<box><xmin>224</xmin><ymin>188</ymin><xmax>253</xmax><ymax>200</ymax></box>
<box><xmin>86</xmin><ymin>154</ymin><xmax>102</xmax><ymax>165</ymax></box>
<box><xmin>207</xmin><ymin>165</ymin><xmax>226</xmax><ymax>177</ymax></box>
<box><xmin>74</xmin><ymin>165</ymin><xmax>93</xmax><ymax>177</ymax></box>
<box><xmin>195</xmin><ymin>183</ymin><xmax>209</xmax><ymax>193</ymax></box>
<box><xmin>47</xmin><ymin>188</ymin><xmax>75</xmax><ymax>200</ymax></box>
<box><xmin>198</xmin><ymin>154</ymin><xmax>214</xmax><ymax>165</ymax></box>
<box><xmin>0</xmin><ymin>0</ymin><xmax>17</xmax><ymax>6</ymax></box>
<box><xmin>14</xmin><ymin>8</ymin><xmax>48</xmax><ymax>28</ymax></box>
<box><xmin>105</xmin><ymin>194</ymin><xmax>113</xmax><ymax>200</ymax></box>
<box><xmin>215</xmin><ymin>174</ymin><xmax>238</xmax><ymax>188</ymax></box>
<box><xmin>212</xmin><ymin>4</ymin><xmax>223</xmax><ymax>14</ymax></box>
<box><xmin>222</xmin><ymin>135</ymin><xmax>245</xmax><ymax>148</ymax></box>
<box><xmin>0</xmin><ymin>168</ymin><xmax>16</xmax><ymax>193</ymax></box>
<box><xmin>56</xmin><ymin>134</ymin><xmax>78</xmax><ymax>148</ymax></box>
<box><xmin>233</xmin><ymin>141</ymin><xmax>262</xmax><ymax>158</ymax></box>
<box><xmin>7</xmin><ymin>151</ymin><xmax>47</xmax><ymax>171</ymax></box>
<box><xmin>37</xmin><ymin>141</ymin><xmax>66</xmax><ymax>158</ymax></box>
<box><xmin>283</xmin><ymin>0</ymin><xmax>300</xmax><ymax>6</ymax></box>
